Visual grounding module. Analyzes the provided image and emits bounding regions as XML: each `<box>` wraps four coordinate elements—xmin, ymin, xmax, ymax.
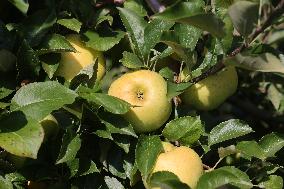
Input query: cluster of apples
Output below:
<box><xmin>21</xmin><ymin>35</ymin><xmax>237</xmax><ymax>189</ymax></box>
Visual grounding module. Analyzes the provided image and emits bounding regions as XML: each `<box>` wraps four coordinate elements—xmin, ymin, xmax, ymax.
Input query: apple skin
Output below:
<box><xmin>55</xmin><ymin>34</ymin><xmax>106</xmax><ymax>81</ymax></box>
<box><xmin>108</xmin><ymin>70</ymin><xmax>172</xmax><ymax>133</ymax></box>
<box><xmin>40</xmin><ymin>114</ymin><xmax>59</xmax><ymax>142</ymax></box>
<box><xmin>181</xmin><ymin>66</ymin><xmax>238</xmax><ymax>110</ymax></box>
<box><xmin>150</xmin><ymin>142</ymin><xmax>203</xmax><ymax>189</ymax></box>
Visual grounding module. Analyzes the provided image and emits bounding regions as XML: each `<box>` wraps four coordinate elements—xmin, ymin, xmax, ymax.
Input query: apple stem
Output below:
<box><xmin>145</xmin><ymin>0</ymin><xmax>166</xmax><ymax>13</ymax></box>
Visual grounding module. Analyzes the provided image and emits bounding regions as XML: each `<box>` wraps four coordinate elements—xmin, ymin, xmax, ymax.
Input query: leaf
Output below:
<box><xmin>84</xmin><ymin>29</ymin><xmax>125</xmax><ymax>52</ymax></box>
<box><xmin>228</xmin><ymin>1</ymin><xmax>259</xmax><ymax>37</ymax></box>
<box><xmin>0</xmin><ymin>112</ymin><xmax>44</xmax><ymax>159</ymax></box>
<box><xmin>226</xmin><ymin>53</ymin><xmax>284</xmax><ymax>74</ymax></box>
<box><xmin>10</xmin><ymin>81</ymin><xmax>78</xmax><ymax>121</ymax></box>
<box><xmin>153</xmin><ymin>2</ymin><xmax>225</xmax><ymax>38</ymax></box>
<box><xmin>149</xmin><ymin>171</ymin><xmax>190</xmax><ymax>189</ymax></box>
<box><xmin>104</xmin><ymin>176</ymin><xmax>125</xmax><ymax>189</ymax></box>
<box><xmin>167</xmin><ymin>82</ymin><xmax>192</xmax><ymax>100</ymax></box>
<box><xmin>236</xmin><ymin>141</ymin><xmax>266</xmax><ymax>160</ymax></box>
<box><xmin>0</xmin><ymin>87</ymin><xmax>13</xmax><ymax>100</ymax></box>
<box><xmin>40</xmin><ymin>53</ymin><xmax>60</xmax><ymax>79</ymax></box>
<box><xmin>124</xmin><ymin>0</ymin><xmax>147</xmax><ymax>17</ymax></box>
<box><xmin>118</xmin><ymin>7</ymin><xmax>147</xmax><ymax>59</ymax></box>
<box><xmin>0</xmin><ymin>49</ymin><xmax>16</xmax><ymax>73</ymax></box>
<box><xmin>19</xmin><ymin>9</ymin><xmax>56</xmax><ymax>47</ymax></box>
<box><xmin>267</xmin><ymin>84</ymin><xmax>284</xmax><ymax>111</ymax></box>
<box><xmin>56</xmin><ymin>128</ymin><xmax>81</xmax><ymax>164</ymax></box>
<box><xmin>57</xmin><ymin>18</ymin><xmax>82</xmax><ymax>33</ymax></box>
<box><xmin>259</xmin><ymin>132</ymin><xmax>284</xmax><ymax>157</ymax></box>
<box><xmin>143</xmin><ymin>19</ymin><xmax>174</xmax><ymax>56</ymax></box>
<box><xmin>135</xmin><ymin>135</ymin><xmax>163</xmax><ymax>178</ymax></box>
<box><xmin>0</xmin><ymin>175</ymin><xmax>13</xmax><ymax>189</ymax></box>
<box><xmin>66</xmin><ymin>158</ymin><xmax>99</xmax><ymax>178</ymax></box>
<box><xmin>8</xmin><ymin>0</ymin><xmax>29</xmax><ymax>14</ymax></box>
<box><xmin>197</xmin><ymin>166</ymin><xmax>253</xmax><ymax>189</ymax></box>
<box><xmin>218</xmin><ymin>145</ymin><xmax>237</xmax><ymax>158</ymax></box>
<box><xmin>208</xmin><ymin>119</ymin><xmax>253</xmax><ymax>146</ymax></box>
<box><xmin>174</xmin><ymin>24</ymin><xmax>202</xmax><ymax>50</ymax></box>
<box><xmin>260</xmin><ymin>175</ymin><xmax>283</xmax><ymax>189</ymax></box>
<box><xmin>37</xmin><ymin>34</ymin><xmax>76</xmax><ymax>54</ymax></box>
<box><xmin>98</xmin><ymin>111</ymin><xmax>137</xmax><ymax>138</ymax></box>
<box><xmin>80</xmin><ymin>93</ymin><xmax>131</xmax><ymax>114</ymax></box>
<box><xmin>162</xmin><ymin>116</ymin><xmax>204</xmax><ymax>146</ymax></box>
<box><xmin>120</xmin><ymin>51</ymin><xmax>145</xmax><ymax>69</ymax></box>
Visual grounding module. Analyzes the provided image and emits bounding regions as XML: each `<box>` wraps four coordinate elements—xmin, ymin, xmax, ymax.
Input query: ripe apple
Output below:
<box><xmin>149</xmin><ymin>142</ymin><xmax>203</xmax><ymax>189</ymax></box>
<box><xmin>40</xmin><ymin>114</ymin><xmax>59</xmax><ymax>142</ymax></box>
<box><xmin>181</xmin><ymin>66</ymin><xmax>238</xmax><ymax>110</ymax></box>
<box><xmin>108</xmin><ymin>70</ymin><xmax>172</xmax><ymax>133</ymax></box>
<box><xmin>55</xmin><ymin>34</ymin><xmax>106</xmax><ymax>82</ymax></box>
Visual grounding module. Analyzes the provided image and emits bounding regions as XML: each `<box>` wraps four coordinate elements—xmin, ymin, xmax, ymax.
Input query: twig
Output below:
<box><xmin>190</xmin><ymin>0</ymin><xmax>284</xmax><ymax>84</ymax></box>
<box><xmin>145</xmin><ymin>0</ymin><xmax>166</xmax><ymax>13</ymax></box>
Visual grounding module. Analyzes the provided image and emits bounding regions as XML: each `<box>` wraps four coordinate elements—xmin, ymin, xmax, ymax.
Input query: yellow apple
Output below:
<box><xmin>55</xmin><ymin>34</ymin><xmax>106</xmax><ymax>81</ymax></box>
<box><xmin>149</xmin><ymin>142</ymin><xmax>203</xmax><ymax>189</ymax></box>
<box><xmin>108</xmin><ymin>70</ymin><xmax>172</xmax><ymax>133</ymax></box>
<box><xmin>181</xmin><ymin>66</ymin><xmax>238</xmax><ymax>110</ymax></box>
<box><xmin>40</xmin><ymin>114</ymin><xmax>59</xmax><ymax>142</ymax></box>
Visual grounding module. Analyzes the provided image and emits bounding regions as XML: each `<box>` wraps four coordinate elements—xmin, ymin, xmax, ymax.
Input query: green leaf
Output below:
<box><xmin>174</xmin><ymin>24</ymin><xmax>202</xmax><ymax>50</ymax></box>
<box><xmin>104</xmin><ymin>176</ymin><xmax>125</xmax><ymax>189</ymax></box>
<box><xmin>40</xmin><ymin>53</ymin><xmax>60</xmax><ymax>79</ymax></box>
<box><xmin>228</xmin><ymin>1</ymin><xmax>259</xmax><ymax>37</ymax></box>
<box><xmin>167</xmin><ymin>82</ymin><xmax>192</xmax><ymax>100</ymax></box>
<box><xmin>218</xmin><ymin>145</ymin><xmax>237</xmax><ymax>158</ymax></box>
<box><xmin>0</xmin><ymin>175</ymin><xmax>13</xmax><ymax>189</ymax></box>
<box><xmin>120</xmin><ymin>51</ymin><xmax>145</xmax><ymax>69</ymax></box>
<box><xmin>124</xmin><ymin>0</ymin><xmax>147</xmax><ymax>17</ymax></box>
<box><xmin>267</xmin><ymin>84</ymin><xmax>284</xmax><ymax>111</ymax></box>
<box><xmin>208</xmin><ymin>119</ymin><xmax>253</xmax><ymax>146</ymax></box>
<box><xmin>0</xmin><ymin>87</ymin><xmax>13</xmax><ymax>100</ymax></box>
<box><xmin>118</xmin><ymin>7</ymin><xmax>147</xmax><ymax>59</ymax></box>
<box><xmin>8</xmin><ymin>0</ymin><xmax>29</xmax><ymax>14</ymax></box>
<box><xmin>162</xmin><ymin>116</ymin><xmax>204</xmax><ymax>146</ymax></box>
<box><xmin>66</xmin><ymin>158</ymin><xmax>99</xmax><ymax>178</ymax></box>
<box><xmin>260</xmin><ymin>175</ymin><xmax>283</xmax><ymax>189</ymax></box>
<box><xmin>259</xmin><ymin>132</ymin><xmax>284</xmax><ymax>157</ymax></box>
<box><xmin>226</xmin><ymin>53</ymin><xmax>284</xmax><ymax>74</ymax></box>
<box><xmin>149</xmin><ymin>171</ymin><xmax>190</xmax><ymax>189</ymax></box>
<box><xmin>0</xmin><ymin>112</ymin><xmax>44</xmax><ymax>159</ymax></box>
<box><xmin>153</xmin><ymin>2</ymin><xmax>225</xmax><ymax>38</ymax></box>
<box><xmin>57</xmin><ymin>18</ymin><xmax>82</xmax><ymax>33</ymax></box>
<box><xmin>10</xmin><ymin>81</ymin><xmax>78</xmax><ymax>121</ymax></box>
<box><xmin>37</xmin><ymin>34</ymin><xmax>76</xmax><ymax>54</ymax></box>
<box><xmin>19</xmin><ymin>9</ymin><xmax>56</xmax><ymax>47</ymax></box>
<box><xmin>236</xmin><ymin>141</ymin><xmax>266</xmax><ymax>160</ymax></box>
<box><xmin>159</xmin><ymin>67</ymin><xmax>174</xmax><ymax>80</ymax></box>
<box><xmin>197</xmin><ymin>166</ymin><xmax>253</xmax><ymax>189</ymax></box>
<box><xmin>56</xmin><ymin>128</ymin><xmax>81</xmax><ymax>164</ymax></box>
<box><xmin>135</xmin><ymin>135</ymin><xmax>163</xmax><ymax>178</ymax></box>
<box><xmin>98</xmin><ymin>111</ymin><xmax>137</xmax><ymax>138</ymax></box>
<box><xmin>143</xmin><ymin>19</ymin><xmax>174</xmax><ymax>56</ymax></box>
<box><xmin>84</xmin><ymin>29</ymin><xmax>125</xmax><ymax>52</ymax></box>
<box><xmin>80</xmin><ymin>93</ymin><xmax>131</xmax><ymax>114</ymax></box>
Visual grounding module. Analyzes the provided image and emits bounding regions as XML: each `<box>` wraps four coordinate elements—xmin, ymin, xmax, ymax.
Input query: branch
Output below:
<box><xmin>190</xmin><ymin>0</ymin><xmax>284</xmax><ymax>84</ymax></box>
<box><xmin>145</xmin><ymin>0</ymin><xmax>166</xmax><ymax>13</ymax></box>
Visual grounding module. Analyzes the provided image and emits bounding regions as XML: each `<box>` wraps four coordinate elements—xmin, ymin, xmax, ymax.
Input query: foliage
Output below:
<box><xmin>0</xmin><ymin>0</ymin><xmax>283</xmax><ymax>188</ymax></box>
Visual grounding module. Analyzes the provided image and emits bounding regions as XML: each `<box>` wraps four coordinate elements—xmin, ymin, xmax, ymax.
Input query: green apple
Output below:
<box><xmin>148</xmin><ymin>142</ymin><xmax>203</xmax><ymax>189</ymax></box>
<box><xmin>40</xmin><ymin>114</ymin><xmax>59</xmax><ymax>142</ymax></box>
<box><xmin>55</xmin><ymin>34</ymin><xmax>106</xmax><ymax>81</ymax></box>
<box><xmin>108</xmin><ymin>70</ymin><xmax>172</xmax><ymax>133</ymax></box>
<box><xmin>181</xmin><ymin>66</ymin><xmax>238</xmax><ymax>110</ymax></box>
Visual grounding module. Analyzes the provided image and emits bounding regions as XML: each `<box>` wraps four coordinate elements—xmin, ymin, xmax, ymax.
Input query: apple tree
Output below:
<box><xmin>0</xmin><ymin>0</ymin><xmax>283</xmax><ymax>188</ymax></box>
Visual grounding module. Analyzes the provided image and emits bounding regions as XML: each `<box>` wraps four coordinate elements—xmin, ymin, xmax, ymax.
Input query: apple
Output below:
<box><xmin>149</xmin><ymin>142</ymin><xmax>203</xmax><ymax>189</ymax></box>
<box><xmin>40</xmin><ymin>114</ymin><xmax>59</xmax><ymax>142</ymax></box>
<box><xmin>108</xmin><ymin>70</ymin><xmax>172</xmax><ymax>133</ymax></box>
<box><xmin>181</xmin><ymin>66</ymin><xmax>238</xmax><ymax>110</ymax></box>
<box><xmin>55</xmin><ymin>34</ymin><xmax>106</xmax><ymax>82</ymax></box>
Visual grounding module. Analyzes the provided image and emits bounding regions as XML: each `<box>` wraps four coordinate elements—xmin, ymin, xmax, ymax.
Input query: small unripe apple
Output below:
<box><xmin>149</xmin><ymin>142</ymin><xmax>203</xmax><ymax>189</ymax></box>
<box><xmin>55</xmin><ymin>34</ymin><xmax>106</xmax><ymax>81</ymax></box>
<box><xmin>40</xmin><ymin>114</ymin><xmax>59</xmax><ymax>142</ymax></box>
<box><xmin>108</xmin><ymin>70</ymin><xmax>172</xmax><ymax>133</ymax></box>
<box><xmin>181</xmin><ymin>66</ymin><xmax>238</xmax><ymax>110</ymax></box>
